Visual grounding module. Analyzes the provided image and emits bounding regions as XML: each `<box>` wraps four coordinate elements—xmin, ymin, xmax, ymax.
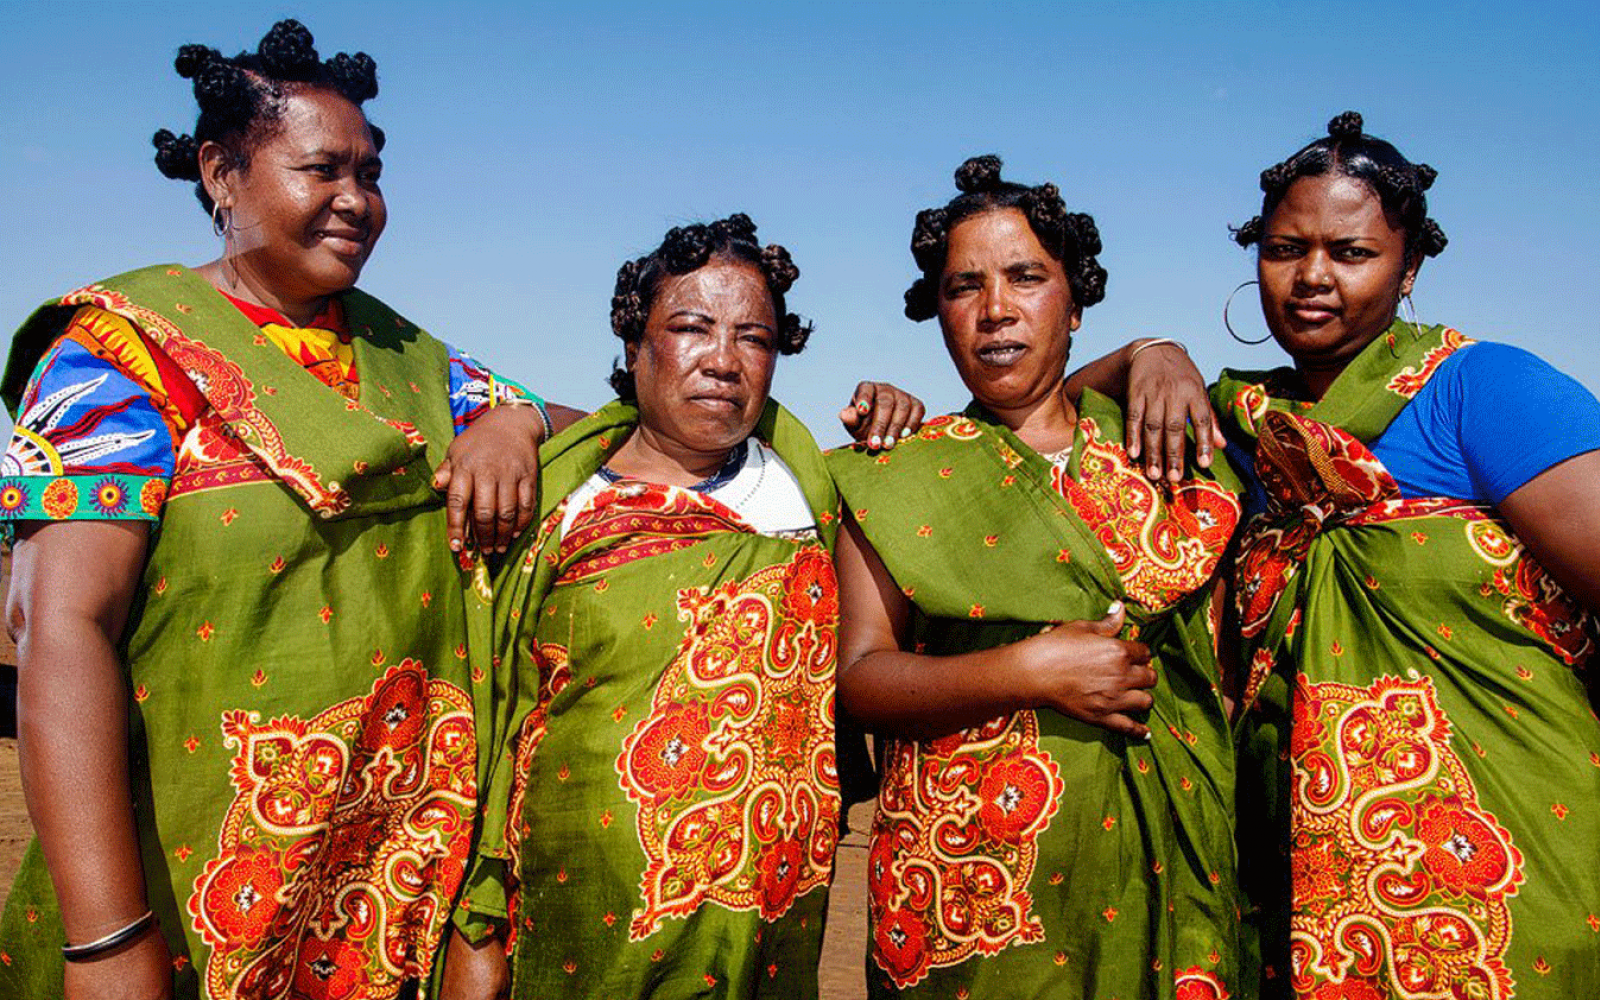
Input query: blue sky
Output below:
<box><xmin>3</xmin><ymin>1</ymin><xmax>1596</xmax><ymax>442</ymax></box>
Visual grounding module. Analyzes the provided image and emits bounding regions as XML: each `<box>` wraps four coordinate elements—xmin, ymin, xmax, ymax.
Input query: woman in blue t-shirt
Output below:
<box><xmin>1077</xmin><ymin>111</ymin><xmax>1600</xmax><ymax>1000</ymax></box>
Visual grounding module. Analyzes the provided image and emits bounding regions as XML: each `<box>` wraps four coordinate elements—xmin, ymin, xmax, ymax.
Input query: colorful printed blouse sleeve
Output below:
<box><xmin>445</xmin><ymin>342</ymin><xmax>548</xmax><ymax>436</ymax></box>
<box><xmin>0</xmin><ymin>306</ymin><xmax>186</xmax><ymax>536</ymax></box>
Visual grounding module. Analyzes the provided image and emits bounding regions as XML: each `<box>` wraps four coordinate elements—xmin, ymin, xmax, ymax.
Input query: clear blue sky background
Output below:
<box><xmin>3</xmin><ymin>1</ymin><xmax>1596</xmax><ymax>443</ymax></box>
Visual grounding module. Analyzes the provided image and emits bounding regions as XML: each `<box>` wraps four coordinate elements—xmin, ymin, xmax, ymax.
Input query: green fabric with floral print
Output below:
<box><xmin>825</xmin><ymin>389</ymin><xmax>1244</xmax><ymax>1000</ymax></box>
<box><xmin>489</xmin><ymin>398</ymin><xmax>844</xmax><ymax>999</ymax></box>
<box><xmin>0</xmin><ymin>266</ymin><xmax>494</xmax><ymax>1000</ymax></box>
<box><xmin>1212</xmin><ymin>319</ymin><xmax>1600</xmax><ymax>1000</ymax></box>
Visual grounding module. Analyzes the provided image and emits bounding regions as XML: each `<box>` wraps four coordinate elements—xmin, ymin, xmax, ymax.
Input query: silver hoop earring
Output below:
<box><xmin>1401</xmin><ymin>294</ymin><xmax>1422</xmax><ymax>338</ymax></box>
<box><xmin>211</xmin><ymin>204</ymin><xmax>231</xmax><ymax>238</ymax></box>
<box><xmin>1223</xmin><ymin>280</ymin><xmax>1272</xmax><ymax>345</ymax></box>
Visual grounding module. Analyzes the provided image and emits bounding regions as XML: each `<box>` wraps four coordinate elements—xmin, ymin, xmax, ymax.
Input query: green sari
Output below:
<box><xmin>826</xmin><ymin>390</ymin><xmax>1244</xmax><ymax>1000</ymax></box>
<box><xmin>490</xmin><ymin>399</ymin><xmax>844</xmax><ymax>999</ymax></box>
<box><xmin>0</xmin><ymin>266</ymin><xmax>493</xmax><ymax>999</ymax></box>
<box><xmin>1214</xmin><ymin>321</ymin><xmax>1600</xmax><ymax>999</ymax></box>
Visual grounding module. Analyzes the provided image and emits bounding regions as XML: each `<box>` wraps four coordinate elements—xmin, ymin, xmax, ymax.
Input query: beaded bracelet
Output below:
<box><xmin>62</xmin><ymin>909</ymin><xmax>157</xmax><ymax>962</ymax></box>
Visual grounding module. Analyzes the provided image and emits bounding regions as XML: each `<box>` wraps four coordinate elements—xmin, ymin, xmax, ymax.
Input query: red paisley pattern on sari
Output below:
<box><xmin>868</xmin><ymin>712</ymin><xmax>1064</xmax><ymax>987</ymax></box>
<box><xmin>616</xmin><ymin>543</ymin><xmax>840</xmax><ymax>939</ymax></box>
<box><xmin>1235</xmin><ymin>405</ymin><xmax>1598</xmax><ymax>697</ymax></box>
<box><xmin>1385</xmin><ymin>328</ymin><xmax>1472</xmax><ymax>399</ymax></box>
<box><xmin>1176</xmin><ymin>965</ymin><xmax>1232</xmax><ymax>999</ymax></box>
<box><xmin>1465</xmin><ymin>519</ymin><xmax>1598</xmax><ymax>666</ymax></box>
<box><xmin>1050</xmin><ymin>416</ymin><xmax>1239</xmax><ymax>610</ymax></box>
<box><xmin>59</xmin><ymin>283</ymin><xmax>352</xmax><ymax>515</ymax></box>
<box><xmin>1288</xmin><ymin>674</ymin><xmax>1523</xmax><ymax>1000</ymax></box>
<box><xmin>188</xmin><ymin>661</ymin><xmax>476</xmax><ymax>999</ymax></box>
<box><xmin>557</xmin><ymin>482</ymin><xmax>754</xmax><ymax>583</ymax></box>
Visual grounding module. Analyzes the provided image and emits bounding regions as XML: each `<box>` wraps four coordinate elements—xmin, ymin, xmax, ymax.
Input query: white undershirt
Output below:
<box><xmin>558</xmin><ymin>439</ymin><xmax>816</xmax><ymax>540</ymax></box>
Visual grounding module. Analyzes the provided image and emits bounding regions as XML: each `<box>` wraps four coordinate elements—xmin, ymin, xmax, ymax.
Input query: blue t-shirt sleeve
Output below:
<box><xmin>1448</xmin><ymin>343</ymin><xmax>1600</xmax><ymax>503</ymax></box>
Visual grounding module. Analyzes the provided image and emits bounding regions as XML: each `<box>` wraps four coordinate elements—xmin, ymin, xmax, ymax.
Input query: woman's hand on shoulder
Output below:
<box><xmin>434</xmin><ymin>404</ymin><xmax>544</xmax><ymax>554</ymax></box>
<box><xmin>1122</xmin><ymin>340</ymin><xmax>1224</xmax><ymax>483</ymax></box>
<box><xmin>62</xmin><ymin>922</ymin><xmax>174</xmax><ymax>1000</ymax></box>
<box><xmin>1019</xmin><ymin>602</ymin><xmax>1156</xmax><ymax>739</ymax></box>
<box><xmin>439</xmin><ymin>926</ymin><xmax>509</xmax><ymax>1000</ymax></box>
<box><xmin>838</xmin><ymin>381</ymin><xmax>926</xmax><ymax>450</ymax></box>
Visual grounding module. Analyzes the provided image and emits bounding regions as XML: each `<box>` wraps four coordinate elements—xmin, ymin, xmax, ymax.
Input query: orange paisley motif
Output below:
<box><xmin>868</xmin><ymin>712</ymin><xmax>1064</xmax><ymax>988</ymax></box>
<box><xmin>616</xmin><ymin>547</ymin><xmax>841</xmax><ymax>939</ymax></box>
<box><xmin>1050</xmin><ymin>416</ymin><xmax>1239</xmax><ymax>611</ymax></box>
<box><xmin>1288</xmin><ymin>674</ymin><xmax>1522</xmax><ymax>1000</ymax></box>
<box><xmin>1175</xmin><ymin>966</ymin><xmax>1231</xmax><ymax>999</ymax></box>
<box><xmin>188</xmin><ymin>661</ymin><xmax>476</xmax><ymax>999</ymax></box>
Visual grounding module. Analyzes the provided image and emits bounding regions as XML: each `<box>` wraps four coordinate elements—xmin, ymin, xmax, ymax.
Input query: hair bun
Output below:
<box><xmin>151</xmin><ymin>129</ymin><xmax>201</xmax><ymax>181</ymax></box>
<box><xmin>1414</xmin><ymin>162</ymin><xmax>1438</xmax><ymax>191</ymax></box>
<box><xmin>954</xmin><ymin>154</ymin><xmax>1004</xmax><ymax>194</ymax></box>
<box><xmin>174</xmin><ymin>44</ymin><xmax>219</xmax><ymax>79</ymax></box>
<box><xmin>1327</xmin><ymin>111</ymin><xmax>1365</xmax><ymax>139</ymax></box>
<box><xmin>257</xmin><ymin>18</ymin><xmax>319</xmax><ymax>79</ymax></box>
<box><xmin>761</xmin><ymin>244</ymin><xmax>799</xmax><ymax>295</ymax></box>
<box><xmin>326</xmin><ymin>51</ymin><xmax>379</xmax><ymax>102</ymax></box>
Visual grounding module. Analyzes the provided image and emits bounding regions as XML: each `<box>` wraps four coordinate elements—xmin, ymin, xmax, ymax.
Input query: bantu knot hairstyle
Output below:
<box><xmin>903</xmin><ymin>154</ymin><xmax>1107</xmax><ymax>322</ymax></box>
<box><xmin>608</xmin><ymin>213</ymin><xmax>813</xmax><ymax>399</ymax></box>
<box><xmin>1232</xmin><ymin>111</ymin><xmax>1448</xmax><ymax>264</ymax></box>
<box><xmin>151</xmin><ymin>19</ymin><xmax>383</xmax><ymax>214</ymax></box>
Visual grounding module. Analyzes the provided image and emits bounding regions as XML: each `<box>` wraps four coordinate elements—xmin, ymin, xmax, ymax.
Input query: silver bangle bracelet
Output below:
<box><xmin>1128</xmin><ymin>337</ymin><xmax>1187</xmax><ymax>361</ymax></box>
<box><xmin>61</xmin><ymin>909</ymin><xmax>157</xmax><ymax>962</ymax></box>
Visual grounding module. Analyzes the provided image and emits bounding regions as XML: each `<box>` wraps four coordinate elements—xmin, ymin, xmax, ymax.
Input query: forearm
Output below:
<box><xmin>839</xmin><ymin>645</ymin><xmax>1036</xmax><ymax>741</ymax></box>
<box><xmin>1063</xmin><ymin>339</ymin><xmax>1146</xmax><ymax>400</ymax></box>
<box><xmin>17</xmin><ymin>618</ymin><xmax>151</xmax><ymax>941</ymax></box>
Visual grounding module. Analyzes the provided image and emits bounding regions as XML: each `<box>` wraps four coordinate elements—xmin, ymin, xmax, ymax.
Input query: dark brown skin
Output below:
<box><xmin>1086</xmin><ymin>172</ymin><xmax>1600</xmax><ymax>622</ymax></box>
<box><xmin>438</xmin><ymin>929</ymin><xmax>510</xmax><ymax>1000</ymax></box>
<box><xmin>8</xmin><ymin>520</ymin><xmax>174</xmax><ymax>1000</ymax></box>
<box><xmin>1065</xmin><ymin>339</ymin><xmax>1224</xmax><ymax>483</ymax></box>
<box><xmin>838</xmin><ymin>208</ymin><xmax>1161</xmax><ymax>742</ymax></box>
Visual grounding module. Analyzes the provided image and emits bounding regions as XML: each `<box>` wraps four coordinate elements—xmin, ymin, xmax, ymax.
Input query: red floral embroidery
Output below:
<box><xmin>1287</xmin><ymin>675</ymin><xmax>1522</xmax><ymax>1000</ymax></box>
<box><xmin>616</xmin><ymin>545</ymin><xmax>840</xmax><ymax>939</ymax></box>
<box><xmin>1175</xmin><ymin>966</ymin><xmax>1231</xmax><ymax>999</ymax></box>
<box><xmin>1386</xmin><ymin>329</ymin><xmax>1471</xmax><ymax>399</ymax></box>
<box><xmin>188</xmin><ymin>661</ymin><xmax>476</xmax><ymax>999</ymax></box>
<box><xmin>869</xmin><ymin>712</ymin><xmax>1063</xmax><ymax>987</ymax></box>
<box><xmin>1051</xmin><ymin>417</ymin><xmax>1239</xmax><ymax>611</ymax></box>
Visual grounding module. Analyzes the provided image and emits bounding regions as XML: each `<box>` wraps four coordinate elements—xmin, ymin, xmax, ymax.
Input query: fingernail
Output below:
<box><xmin>858</xmin><ymin>401</ymin><xmax>870</xmax><ymax>412</ymax></box>
<box><xmin>884</xmin><ymin>434</ymin><xmax>896</xmax><ymax>448</ymax></box>
<box><xmin>1143</xmin><ymin>730</ymin><xmax>1153</xmax><ymax>742</ymax></box>
<box><xmin>870</xmin><ymin>435</ymin><xmax>881</xmax><ymax>448</ymax></box>
<box><xmin>1107</xmin><ymin>600</ymin><xmax>1123</xmax><ymax>615</ymax></box>
<box><xmin>451</xmin><ymin>540</ymin><xmax>462</xmax><ymax>552</ymax></box>
<box><xmin>1148</xmin><ymin>465</ymin><xmax>1159</xmax><ymax>477</ymax></box>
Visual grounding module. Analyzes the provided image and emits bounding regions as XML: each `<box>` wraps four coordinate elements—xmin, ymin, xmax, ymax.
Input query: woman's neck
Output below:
<box><xmin>989</xmin><ymin>382</ymin><xmax>1079</xmax><ymax>454</ymax></box>
<box><xmin>606</xmin><ymin>425</ymin><xmax>734</xmax><ymax>488</ymax></box>
<box><xmin>197</xmin><ymin>258</ymin><xmax>329</xmax><ymax>329</ymax></box>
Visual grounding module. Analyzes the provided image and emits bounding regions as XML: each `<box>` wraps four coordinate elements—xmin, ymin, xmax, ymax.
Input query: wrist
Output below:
<box><xmin>1127</xmin><ymin>337</ymin><xmax>1187</xmax><ymax>364</ymax></box>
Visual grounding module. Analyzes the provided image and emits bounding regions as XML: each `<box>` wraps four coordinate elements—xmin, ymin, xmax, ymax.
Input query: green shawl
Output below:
<box><xmin>489</xmin><ymin>399</ymin><xmax>845</xmax><ymax>999</ymax></box>
<box><xmin>0</xmin><ymin>266</ymin><xmax>493</xmax><ymax>1000</ymax></box>
<box><xmin>826</xmin><ymin>389</ymin><xmax>1244</xmax><ymax>1000</ymax></box>
<box><xmin>1213</xmin><ymin>319</ymin><xmax>1600</xmax><ymax>999</ymax></box>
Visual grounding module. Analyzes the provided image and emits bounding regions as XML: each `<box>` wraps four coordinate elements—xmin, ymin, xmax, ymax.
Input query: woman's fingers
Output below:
<box><xmin>514</xmin><ymin>474</ymin><xmax>537</xmax><ymax>539</ymax></box>
<box><xmin>1099</xmin><ymin>712</ymin><xmax>1152</xmax><ymax>740</ymax></box>
<box><xmin>445</xmin><ymin>466</ymin><xmax>474</xmax><ymax>552</ymax></box>
<box><xmin>494</xmin><ymin>475</ymin><xmax>520</xmax><ymax>552</ymax></box>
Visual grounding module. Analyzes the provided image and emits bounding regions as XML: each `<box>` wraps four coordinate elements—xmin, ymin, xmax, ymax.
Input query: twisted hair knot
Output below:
<box><xmin>151</xmin><ymin>129</ymin><xmax>201</xmax><ymax>181</ymax></box>
<box><xmin>257</xmin><ymin>18</ymin><xmax>319</xmax><ymax>79</ymax></box>
<box><xmin>954</xmin><ymin>154</ymin><xmax>1004</xmax><ymax>194</ymax></box>
<box><xmin>1327</xmin><ymin>110</ymin><xmax>1365</xmax><ymax>139</ymax></box>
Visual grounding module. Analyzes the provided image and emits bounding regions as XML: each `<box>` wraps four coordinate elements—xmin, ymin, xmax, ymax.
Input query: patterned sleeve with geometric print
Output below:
<box><xmin>0</xmin><ymin>306</ymin><xmax>197</xmax><ymax>536</ymax></box>
<box><xmin>445</xmin><ymin>343</ymin><xmax>547</xmax><ymax>436</ymax></box>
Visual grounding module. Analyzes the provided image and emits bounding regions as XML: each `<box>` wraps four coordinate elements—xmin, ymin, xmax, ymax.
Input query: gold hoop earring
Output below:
<box><xmin>1224</xmin><ymin>280</ymin><xmax>1272</xmax><ymax>345</ymax></box>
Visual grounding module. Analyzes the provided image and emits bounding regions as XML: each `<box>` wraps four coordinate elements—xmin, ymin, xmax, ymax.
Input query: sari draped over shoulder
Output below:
<box><xmin>826</xmin><ymin>390</ymin><xmax>1244</xmax><ymax>1000</ymax></box>
<box><xmin>1213</xmin><ymin>320</ymin><xmax>1600</xmax><ymax>999</ymax></box>
<box><xmin>0</xmin><ymin>266</ymin><xmax>493</xmax><ymax>999</ymax></box>
<box><xmin>489</xmin><ymin>399</ymin><xmax>844</xmax><ymax>999</ymax></box>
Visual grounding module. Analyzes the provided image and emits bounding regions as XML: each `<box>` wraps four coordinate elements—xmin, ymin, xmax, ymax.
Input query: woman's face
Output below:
<box><xmin>936</xmin><ymin>208</ymin><xmax>1081</xmax><ymax>414</ymax></box>
<box><xmin>627</xmin><ymin>258</ymin><xmax>779</xmax><ymax>460</ymax></box>
<box><xmin>212</xmin><ymin>88</ymin><xmax>386</xmax><ymax>302</ymax></box>
<box><xmin>1257</xmin><ymin>173</ymin><xmax>1418</xmax><ymax>374</ymax></box>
